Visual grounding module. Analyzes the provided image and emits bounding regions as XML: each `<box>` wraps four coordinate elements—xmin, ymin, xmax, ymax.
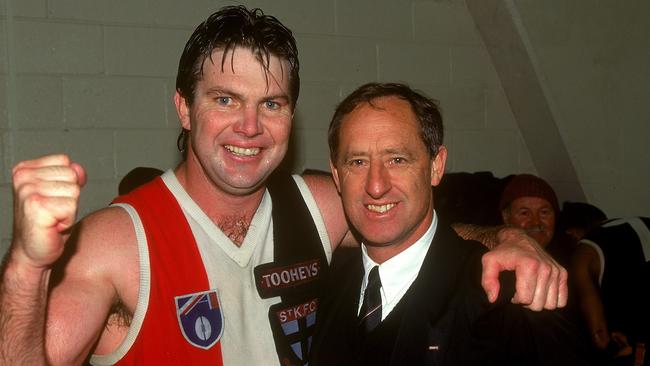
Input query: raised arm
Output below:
<box><xmin>0</xmin><ymin>155</ymin><xmax>135</xmax><ymax>365</ymax></box>
<box><xmin>1</xmin><ymin>154</ymin><xmax>86</xmax><ymax>364</ymax></box>
<box><xmin>457</xmin><ymin>225</ymin><xmax>568</xmax><ymax>311</ymax></box>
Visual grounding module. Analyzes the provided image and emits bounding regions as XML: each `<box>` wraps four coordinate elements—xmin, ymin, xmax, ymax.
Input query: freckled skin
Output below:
<box><xmin>330</xmin><ymin>96</ymin><xmax>447</xmax><ymax>264</ymax></box>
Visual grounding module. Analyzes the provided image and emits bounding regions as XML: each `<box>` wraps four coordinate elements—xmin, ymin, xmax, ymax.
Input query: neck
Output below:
<box><xmin>365</xmin><ymin>242</ymin><xmax>416</xmax><ymax>264</ymax></box>
<box><xmin>174</xmin><ymin>162</ymin><xmax>266</xmax><ymax>246</ymax></box>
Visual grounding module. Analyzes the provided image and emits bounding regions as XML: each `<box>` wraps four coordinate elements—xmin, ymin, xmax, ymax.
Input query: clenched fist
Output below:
<box><xmin>11</xmin><ymin>154</ymin><xmax>87</xmax><ymax>269</ymax></box>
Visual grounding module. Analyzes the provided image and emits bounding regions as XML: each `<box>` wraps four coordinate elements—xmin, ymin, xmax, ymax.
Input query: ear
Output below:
<box><xmin>430</xmin><ymin>145</ymin><xmax>448</xmax><ymax>187</ymax></box>
<box><xmin>329</xmin><ymin>159</ymin><xmax>342</xmax><ymax>193</ymax></box>
<box><xmin>174</xmin><ymin>91</ymin><xmax>191</xmax><ymax>130</ymax></box>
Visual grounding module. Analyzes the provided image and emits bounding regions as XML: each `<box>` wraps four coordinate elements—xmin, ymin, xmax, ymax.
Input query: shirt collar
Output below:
<box><xmin>361</xmin><ymin>211</ymin><xmax>438</xmax><ymax>312</ymax></box>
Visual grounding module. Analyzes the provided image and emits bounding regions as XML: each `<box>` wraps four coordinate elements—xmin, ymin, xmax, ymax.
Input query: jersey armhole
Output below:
<box><xmin>90</xmin><ymin>203</ymin><xmax>151</xmax><ymax>365</ymax></box>
<box><xmin>579</xmin><ymin>239</ymin><xmax>605</xmax><ymax>285</ymax></box>
<box><xmin>291</xmin><ymin>174</ymin><xmax>333</xmax><ymax>264</ymax></box>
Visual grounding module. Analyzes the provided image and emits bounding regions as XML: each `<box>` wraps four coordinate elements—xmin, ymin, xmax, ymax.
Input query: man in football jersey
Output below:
<box><xmin>0</xmin><ymin>6</ymin><xmax>566</xmax><ymax>365</ymax></box>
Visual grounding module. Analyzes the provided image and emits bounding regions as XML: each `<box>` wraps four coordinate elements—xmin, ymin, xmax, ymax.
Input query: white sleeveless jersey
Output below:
<box><xmin>92</xmin><ymin>170</ymin><xmax>332</xmax><ymax>365</ymax></box>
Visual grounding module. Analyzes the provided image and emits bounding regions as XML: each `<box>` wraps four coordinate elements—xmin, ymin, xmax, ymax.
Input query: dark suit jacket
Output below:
<box><xmin>311</xmin><ymin>224</ymin><xmax>594</xmax><ymax>365</ymax></box>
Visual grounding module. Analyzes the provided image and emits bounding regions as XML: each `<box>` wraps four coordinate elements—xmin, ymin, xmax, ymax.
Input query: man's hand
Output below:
<box><xmin>1</xmin><ymin>154</ymin><xmax>86</xmax><ymax>366</ymax></box>
<box><xmin>11</xmin><ymin>154</ymin><xmax>86</xmax><ymax>269</ymax></box>
<box><xmin>481</xmin><ymin>227</ymin><xmax>568</xmax><ymax>311</ymax></box>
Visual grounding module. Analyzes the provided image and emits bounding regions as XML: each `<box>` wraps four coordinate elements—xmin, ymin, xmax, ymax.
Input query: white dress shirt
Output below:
<box><xmin>358</xmin><ymin>211</ymin><xmax>438</xmax><ymax>320</ymax></box>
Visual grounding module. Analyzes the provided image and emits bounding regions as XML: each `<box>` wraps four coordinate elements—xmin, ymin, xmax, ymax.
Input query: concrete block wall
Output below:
<box><xmin>1</xmin><ymin>0</ymin><xmax>647</xmax><ymax>253</ymax></box>
<box><xmin>1</xmin><ymin>0</ymin><xmax>530</xmax><ymax>253</ymax></box>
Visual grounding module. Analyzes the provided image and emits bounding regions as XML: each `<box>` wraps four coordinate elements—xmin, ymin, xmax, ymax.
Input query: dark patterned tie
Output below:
<box><xmin>358</xmin><ymin>266</ymin><xmax>382</xmax><ymax>333</ymax></box>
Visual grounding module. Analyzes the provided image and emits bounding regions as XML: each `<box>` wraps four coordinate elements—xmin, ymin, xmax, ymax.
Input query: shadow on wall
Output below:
<box><xmin>435</xmin><ymin>171</ymin><xmax>513</xmax><ymax>227</ymax></box>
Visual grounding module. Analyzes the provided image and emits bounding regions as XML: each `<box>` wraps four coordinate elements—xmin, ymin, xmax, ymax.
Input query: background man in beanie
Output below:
<box><xmin>498</xmin><ymin>174</ymin><xmax>581</xmax><ymax>272</ymax></box>
<box><xmin>499</xmin><ymin>174</ymin><xmax>560</xmax><ymax>249</ymax></box>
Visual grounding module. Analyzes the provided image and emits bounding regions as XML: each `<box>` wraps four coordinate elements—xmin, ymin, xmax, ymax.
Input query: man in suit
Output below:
<box><xmin>311</xmin><ymin>82</ymin><xmax>593</xmax><ymax>365</ymax></box>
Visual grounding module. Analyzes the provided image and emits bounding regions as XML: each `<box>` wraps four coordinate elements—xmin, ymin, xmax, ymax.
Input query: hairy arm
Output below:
<box><xmin>0</xmin><ymin>155</ymin><xmax>136</xmax><ymax>365</ymax></box>
<box><xmin>0</xmin><ymin>252</ymin><xmax>51</xmax><ymax>364</ymax></box>
<box><xmin>1</xmin><ymin>154</ymin><xmax>84</xmax><ymax>365</ymax></box>
<box><xmin>452</xmin><ymin>223</ymin><xmax>503</xmax><ymax>250</ymax></box>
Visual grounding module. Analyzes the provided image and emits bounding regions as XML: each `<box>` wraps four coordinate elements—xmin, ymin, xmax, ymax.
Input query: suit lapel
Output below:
<box><xmin>325</xmin><ymin>251</ymin><xmax>365</xmax><ymax>349</ymax></box>
<box><xmin>390</xmin><ymin>224</ymin><xmax>482</xmax><ymax>364</ymax></box>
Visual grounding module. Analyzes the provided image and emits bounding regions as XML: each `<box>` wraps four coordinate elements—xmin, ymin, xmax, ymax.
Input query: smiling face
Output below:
<box><xmin>175</xmin><ymin>47</ymin><xmax>293</xmax><ymax>196</ymax></box>
<box><xmin>330</xmin><ymin>96</ymin><xmax>446</xmax><ymax>263</ymax></box>
<box><xmin>502</xmin><ymin>196</ymin><xmax>556</xmax><ymax>247</ymax></box>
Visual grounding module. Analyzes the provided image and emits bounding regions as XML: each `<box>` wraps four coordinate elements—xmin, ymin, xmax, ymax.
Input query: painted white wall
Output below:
<box><xmin>1</xmin><ymin>0</ymin><xmax>647</xmax><ymax>253</ymax></box>
<box><xmin>512</xmin><ymin>0</ymin><xmax>649</xmax><ymax>218</ymax></box>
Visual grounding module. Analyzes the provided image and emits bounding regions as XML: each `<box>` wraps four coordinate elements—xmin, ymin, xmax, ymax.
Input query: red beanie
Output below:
<box><xmin>499</xmin><ymin>174</ymin><xmax>559</xmax><ymax>214</ymax></box>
